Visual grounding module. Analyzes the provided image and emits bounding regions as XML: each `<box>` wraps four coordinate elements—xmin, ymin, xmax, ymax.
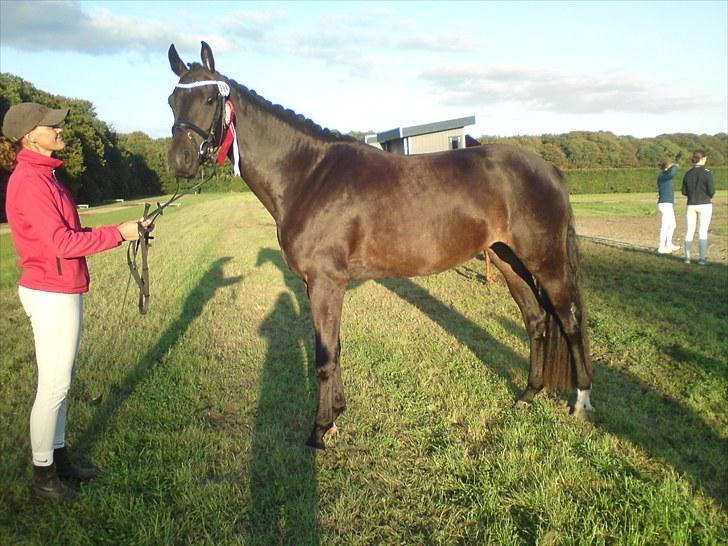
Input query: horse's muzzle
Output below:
<box><xmin>168</xmin><ymin>140</ymin><xmax>199</xmax><ymax>178</ymax></box>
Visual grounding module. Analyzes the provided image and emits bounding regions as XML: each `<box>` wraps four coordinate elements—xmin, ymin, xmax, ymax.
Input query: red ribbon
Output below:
<box><xmin>216</xmin><ymin>100</ymin><xmax>241</xmax><ymax>176</ymax></box>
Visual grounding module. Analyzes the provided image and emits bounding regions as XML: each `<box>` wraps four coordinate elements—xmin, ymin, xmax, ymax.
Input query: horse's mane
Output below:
<box><xmin>187</xmin><ymin>63</ymin><xmax>356</xmax><ymax>143</ymax></box>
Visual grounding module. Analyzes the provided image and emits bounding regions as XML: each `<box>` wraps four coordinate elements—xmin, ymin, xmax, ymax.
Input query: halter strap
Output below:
<box><xmin>175</xmin><ymin>80</ymin><xmax>230</xmax><ymax>96</ymax></box>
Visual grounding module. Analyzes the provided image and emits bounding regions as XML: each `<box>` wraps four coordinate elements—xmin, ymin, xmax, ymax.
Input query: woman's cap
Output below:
<box><xmin>2</xmin><ymin>103</ymin><xmax>69</xmax><ymax>143</ymax></box>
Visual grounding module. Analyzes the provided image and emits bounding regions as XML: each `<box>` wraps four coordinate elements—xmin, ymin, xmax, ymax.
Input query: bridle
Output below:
<box><xmin>125</xmin><ymin>79</ymin><xmax>232</xmax><ymax>314</ymax></box>
<box><xmin>171</xmin><ymin>79</ymin><xmax>231</xmax><ymax>164</ymax></box>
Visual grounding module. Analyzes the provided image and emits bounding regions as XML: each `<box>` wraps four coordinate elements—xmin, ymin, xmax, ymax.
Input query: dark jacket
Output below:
<box><xmin>682</xmin><ymin>165</ymin><xmax>715</xmax><ymax>206</ymax></box>
<box><xmin>657</xmin><ymin>164</ymin><xmax>677</xmax><ymax>204</ymax></box>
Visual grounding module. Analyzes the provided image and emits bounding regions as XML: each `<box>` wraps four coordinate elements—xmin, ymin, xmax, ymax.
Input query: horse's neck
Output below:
<box><xmin>232</xmin><ymin>92</ymin><xmax>330</xmax><ymax>224</ymax></box>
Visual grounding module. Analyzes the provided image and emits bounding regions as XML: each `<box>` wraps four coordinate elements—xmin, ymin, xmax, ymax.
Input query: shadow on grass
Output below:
<box><xmin>377</xmin><ymin>277</ymin><xmax>527</xmax><ymax>399</ymax></box>
<box><xmin>465</xmin><ymin>243</ymin><xmax>727</xmax><ymax>508</ymax></box>
<box><xmin>250</xmin><ymin>248</ymin><xmax>319</xmax><ymax>545</ymax></box>
<box><xmin>580</xmin><ymin>244</ymin><xmax>728</xmax><ymax>508</ymax></box>
<box><xmin>75</xmin><ymin>257</ymin><xmax>241</xmax><ymax>454</ymax></box>
<box><xmin>252</xmin><ymin>243</ymin><xmax>727</xmax><ymax>511</ymax></box>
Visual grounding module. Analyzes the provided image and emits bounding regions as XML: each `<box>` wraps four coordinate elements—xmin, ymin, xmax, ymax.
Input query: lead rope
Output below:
<box><xmin>123</xmin><ymin>168</ymin><xmax>212</xmax><ymax>314</ymax></box>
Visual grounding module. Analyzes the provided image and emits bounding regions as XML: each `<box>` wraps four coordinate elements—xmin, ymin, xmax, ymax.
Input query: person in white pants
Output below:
<box><xmin>681</xmin><ymin>150</ymin><xmax>715</xmax><ymax>265</ymax></box>
<box><xmin>18</xmin><ymin>289</ymin><xmax>83</xmax><ymax>467</ymax></box>
<box><xmin>2</xmin><ymin>103</ymin><xmax>151</xmax><ymax>501</ymax></box>
<box><xmin>656</xmin><ymin>161</ymin><xmax>679</xmax><ymax>254</ymax></box>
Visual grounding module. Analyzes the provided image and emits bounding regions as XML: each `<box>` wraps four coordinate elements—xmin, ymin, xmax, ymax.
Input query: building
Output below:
<box><xmin>365</xmin><ymin>116</ymin><xmax>477</xmax><ymax>155</ymax></box>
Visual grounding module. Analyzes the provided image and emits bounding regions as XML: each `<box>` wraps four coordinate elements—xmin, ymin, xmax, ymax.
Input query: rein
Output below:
<box><xmin>125</xmin><ymin>79</ymin><xmax>235</xmax><ymax>314</ymax></box>
<box><xmin>124</xmin><ymin>169</ymin><xmax>212</xmax><ymax>314</ymax></box>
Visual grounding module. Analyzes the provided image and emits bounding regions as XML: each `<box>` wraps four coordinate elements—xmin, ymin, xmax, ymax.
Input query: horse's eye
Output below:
<box><xmin>206</xmin><ymin>97</ymin><xmax>214</xmax><ymax>105</ymax></box>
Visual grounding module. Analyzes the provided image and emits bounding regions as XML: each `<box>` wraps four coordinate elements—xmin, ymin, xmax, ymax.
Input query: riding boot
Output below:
<box><xmin>32</xmin><ymin>464</ymin><xmax>78</xmax><ymax>501</ymax></box>
<box><xmin>698</xmin><ymin>239</ymin><xmax>708</xmax><ymax>265</ymax></box>
<box><xmin>54</xmin><ymin>446</ymin><xmax>98</xmax><ymax>481</ymax></box>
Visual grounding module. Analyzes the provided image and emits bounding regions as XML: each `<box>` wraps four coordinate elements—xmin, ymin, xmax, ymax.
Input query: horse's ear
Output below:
<box><xmin>201</xmin><ymin>41</ymin><xmax>215</xmax><ymax>73</ymax></box>
<box><xmin>168</xmin><ymin>44</ymin><xmax>187</xmax><ymax>77</ymax></box>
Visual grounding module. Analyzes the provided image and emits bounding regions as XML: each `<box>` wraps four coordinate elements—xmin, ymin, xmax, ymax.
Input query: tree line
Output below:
<box><xmin>1</xmin><ymin>73</ymin><xmax>726</xmax><ymax>222</ymax></box>
<box><xmin>477</xmin><ymin>132</ymin><xmax>727</xmax><ymax>169</ymax></box>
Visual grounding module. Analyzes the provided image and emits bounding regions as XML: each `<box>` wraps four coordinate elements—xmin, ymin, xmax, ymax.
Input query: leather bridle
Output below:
<box><xmin>171</xmin><ymin>79</ymin><xmax>231</xmax><ymax>164</ymax></box>
<box><xmin>125</xmin><ymin>79</ymin><xmax>231</xmax><ymax>314</ymax></box>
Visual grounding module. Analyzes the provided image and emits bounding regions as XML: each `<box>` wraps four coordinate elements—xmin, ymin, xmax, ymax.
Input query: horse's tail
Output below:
<box><xmin>542</xmin><ymin>204</ymin><xmax>592</xmax><ymax>391</ymax></box>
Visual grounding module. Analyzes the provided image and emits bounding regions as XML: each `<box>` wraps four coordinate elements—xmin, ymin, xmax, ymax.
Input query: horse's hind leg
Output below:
<box><xmin>326</xmin><ymin>351</ymin><xmax>347</xmax><ymax>438</ymax></box>
<box><xmin>538</xmin><ymin>273</ymin><xmax>594</xmax><ymax>418</ymax></box>
<box><xmin>305</xmin><ymin>272</ymin><xmax>347</xmax><ymax>449</ymax></box>
<box><xmin>487</xmin><ymin>246</ymin><xmax>548</xmax><ymax>406</ymax></box>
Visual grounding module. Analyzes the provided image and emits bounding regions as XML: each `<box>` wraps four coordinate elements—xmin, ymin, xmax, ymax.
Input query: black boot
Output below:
<box><xmin>54</xmin><ymin>446</ymin><xmax>98</xmax><ymax>481</ymax></box>
<box><xmin>32</xmin><ymin>463</ymin><xmax>78</xmax><ymax>501</ymax></box>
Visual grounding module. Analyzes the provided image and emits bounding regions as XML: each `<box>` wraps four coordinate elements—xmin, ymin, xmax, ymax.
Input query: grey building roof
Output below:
<box><xmin>375</xmin><ymin>116</ymin><xmax>476</xmax><ymax>143</ymax></box>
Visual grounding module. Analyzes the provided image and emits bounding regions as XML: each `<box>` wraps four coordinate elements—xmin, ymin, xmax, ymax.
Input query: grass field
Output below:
<box><xmin>570</xmin><ymin>191</ymin><xmax>728</xmax><ymax>264</ymax></box>
<box><xmin>1</xmin><ymin>192</ymin><xmax>726</xmax><ymax>545</ymax></box>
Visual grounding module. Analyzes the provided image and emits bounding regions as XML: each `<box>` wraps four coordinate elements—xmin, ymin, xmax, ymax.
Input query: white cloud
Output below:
<box><xmin>419</xmin><ymin>64</ymin><xmax>712</xmax><ymax>115</ymax></box>
<box><xmin>0</xmin><ymin>1</ymin><xmax>236</xmax><ymax>56</ymax></box>
<box><xmin>0</xmin><ymin>1</ymin><xmax>479</xmax><ymax>69</ymax></box>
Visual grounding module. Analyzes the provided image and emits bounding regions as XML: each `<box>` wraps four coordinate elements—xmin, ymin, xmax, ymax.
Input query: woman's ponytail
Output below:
<box><xmin>0</xmin><ymin>136</ymin><xmax>21</xmax><ymax>172</ymax></box>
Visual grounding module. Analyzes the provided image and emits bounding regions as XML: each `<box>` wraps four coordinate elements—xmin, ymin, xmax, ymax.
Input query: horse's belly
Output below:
<box><xmin>348</xmin><ymin>219</ymin><xmax>487</xmax><ymax>280</ymax></box>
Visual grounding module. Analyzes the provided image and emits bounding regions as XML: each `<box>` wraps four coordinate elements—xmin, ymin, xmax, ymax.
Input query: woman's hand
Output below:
<box><xmin>118</xmin><ymin>219</ymin><xmax>155</xmax><ymax>241</ymax></box>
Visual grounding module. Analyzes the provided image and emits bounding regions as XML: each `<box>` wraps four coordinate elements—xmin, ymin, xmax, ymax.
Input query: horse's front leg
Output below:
<box><xmin>305</xmin><ymin>273</ymin><xmax>347</xmax><ymax>450</ymax></box>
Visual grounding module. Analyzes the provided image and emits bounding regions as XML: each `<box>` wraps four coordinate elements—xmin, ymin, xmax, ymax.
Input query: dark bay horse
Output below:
<box><xmin>167</xmin><ymin>42</ymin><xmax>594</xmax><ymax>449</ymax></box>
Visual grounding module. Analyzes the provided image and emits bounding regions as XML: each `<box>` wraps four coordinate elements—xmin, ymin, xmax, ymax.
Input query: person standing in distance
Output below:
<box><xmin>656</xmin><ymin>160</ymin><xmax>680</xmax><ymax>254</ymax></box>
<box><xmin>1</xmin><ymin>103</ymin><xmax>153</xmax><ymax>501</ymax></box>
<box><xmin>681</xmin><ymin>150</ymin><xmax>715</xmax><ymax>265</ymax></box>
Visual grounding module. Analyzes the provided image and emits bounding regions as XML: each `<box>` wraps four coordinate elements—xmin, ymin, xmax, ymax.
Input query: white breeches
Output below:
<box><xmin>684</xmin><ymin>204</ymin><xmax>712</xmax><ymax>242</ymax></box>
<box><xmin>19</xmin><ymin>286</ymin><xmax>83</xmax><ymax>467</ymax></box>
<box><xmin>657</xmin><ymin>203</ymin><xmax>676</xmax><ymax>248</ymax></box>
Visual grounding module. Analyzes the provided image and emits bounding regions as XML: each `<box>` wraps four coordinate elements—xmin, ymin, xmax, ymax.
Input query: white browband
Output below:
<box><xmin>175</xmin><ymin>80</ymin><xmax>230</xmax><ymax>97</ymax></box>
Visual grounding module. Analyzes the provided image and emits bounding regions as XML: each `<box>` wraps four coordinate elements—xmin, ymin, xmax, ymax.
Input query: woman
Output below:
<box><xmin>656</xmin><ymin>160</ymin><xmax>679</xmax><ymax>254</ymax></box>
<box><xmin>1</xmin><ymin>102</ymin><xmax>152</xmax><ymax>501</ymax></box>
<box><xmin>682</xmin><ymin>150</ymin><xmax>715</xmax><ymax>264</ymax></box>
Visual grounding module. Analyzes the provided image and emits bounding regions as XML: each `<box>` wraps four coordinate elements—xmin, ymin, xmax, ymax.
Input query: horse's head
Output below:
<box><xmin>167</xmin><ymin>41</ymin><xmax>229</xmax><ymax>178</ymax></box>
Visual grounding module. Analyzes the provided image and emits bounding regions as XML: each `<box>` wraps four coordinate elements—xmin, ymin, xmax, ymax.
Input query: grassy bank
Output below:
<box><xmin>1</xmin><ymin>193</ymin><xmax>726</xmax><ymax>545</ymax></box>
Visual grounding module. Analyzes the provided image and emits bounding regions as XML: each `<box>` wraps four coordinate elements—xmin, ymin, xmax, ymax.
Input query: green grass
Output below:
<box><xmin>1</xmin><ymin>193</ymin><xmax>726</xmax><ymax>545</ymax></box>
<box><xmin>570</xmin><ymin>190</ymin><xmax>728</xmax><ymax>245</ymax></box>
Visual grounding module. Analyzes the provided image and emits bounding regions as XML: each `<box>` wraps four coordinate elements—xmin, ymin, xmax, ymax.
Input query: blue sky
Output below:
<box><xmin>1</xmin><ymin>0</ymin><xmax>726</xmax><ymax>139</ymax></box>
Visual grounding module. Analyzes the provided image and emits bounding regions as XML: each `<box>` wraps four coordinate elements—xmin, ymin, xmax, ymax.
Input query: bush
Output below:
<box><xmin>564</xmin><ymin>166</ymin><xmax>727</xmax><ymax>194</ymax></box>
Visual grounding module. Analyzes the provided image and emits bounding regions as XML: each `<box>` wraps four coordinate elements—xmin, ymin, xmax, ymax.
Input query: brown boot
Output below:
<box><xmin>32</xmin><ymin>463</ymin><xmax>78</xmax><ymax>501</ymax></box>
<box><xmin>54</xmin><ymin>446</ymin><xmax>99</xmax><ymax>481</ymax></box>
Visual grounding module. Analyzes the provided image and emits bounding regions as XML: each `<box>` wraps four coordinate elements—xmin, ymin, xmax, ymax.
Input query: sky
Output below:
<box><xmin>1</xmin><ymin>0</ymin><xmax>726</xmax><ymax>139</ymax></box>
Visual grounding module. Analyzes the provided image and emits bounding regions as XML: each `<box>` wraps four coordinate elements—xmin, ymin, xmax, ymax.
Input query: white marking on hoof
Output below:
<box><xmin>324</xmin><ymin>422</ymin><xmax>338</xmax><ymax>439</ymax></box>
<box><xmin>514</xmin><ymin>400</ymin><xmax>532</xmax><ymax>410</ymax></box>
<box><xmin>571</xmin><ymin>388</ymin><xmax>595</xmax><ymax>420</ymax></box>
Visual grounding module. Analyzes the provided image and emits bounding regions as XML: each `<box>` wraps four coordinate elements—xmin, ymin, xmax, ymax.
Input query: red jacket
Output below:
<box><xmin>5</xmin><ymin>148</ymin><xmax>123</xmax><ymax>293</ymax></box>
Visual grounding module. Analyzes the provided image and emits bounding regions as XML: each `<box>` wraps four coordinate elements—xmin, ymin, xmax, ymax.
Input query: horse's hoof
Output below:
<box><xmin>324</xmin><ymin>422</ymin><xmax>338</xmax><ymax>439</ymax></box>
<box><xmin>305</xmin><ymin>438</ymin><xmax>326</xmax><ymax>451</ymax></box>
<box><xmin>305</xmin><ymin>431</ymin><xmax>326</xmax><ymax>450</ymax></box>
<box><xmin>570</xmin><ymin>405</ymin><xmax>595</xmax><ymax>421</ymax></box>
<box><xmin>514</xmin><ymin>399</ymin><xmax>532</xmax><ymax>410</ymax></box>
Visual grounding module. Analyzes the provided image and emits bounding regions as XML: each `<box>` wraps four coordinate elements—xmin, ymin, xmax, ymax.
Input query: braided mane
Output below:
<box><xmin>185</xmin><ymin>63</ymin><xmax>356</xmax><ymax>143</ymax></box>
<box><xmin>233</xmin><ymin>79</ymin><xmax>356</xmax><ymax>143</ymax></box>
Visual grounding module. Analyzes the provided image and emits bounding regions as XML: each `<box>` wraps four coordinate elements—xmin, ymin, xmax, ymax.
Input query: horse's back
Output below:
<box><xmin>282</xmin><ymin>142</ymin><xmax>570</xmax><ymax>280</ymax></box>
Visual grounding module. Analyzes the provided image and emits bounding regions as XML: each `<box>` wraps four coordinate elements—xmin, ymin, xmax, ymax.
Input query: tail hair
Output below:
<box><xmin>542</xmin><ymin>206</ymin><xmax>592</xmax><ymax>391</ymax></box>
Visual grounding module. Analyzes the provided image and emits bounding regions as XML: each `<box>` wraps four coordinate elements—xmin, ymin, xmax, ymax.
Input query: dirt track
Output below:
<box><xmin>574</xmin><ymin>214</ymin><xmax>727</xmax><ymax>265</ymax></box>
